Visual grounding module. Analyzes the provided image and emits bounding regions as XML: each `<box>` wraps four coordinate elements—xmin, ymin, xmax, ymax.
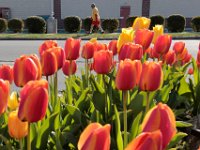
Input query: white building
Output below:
<box><xmin>0</xmin><ymin>0</ymin><xmax>199</xmax><ymax>28</ymax></box>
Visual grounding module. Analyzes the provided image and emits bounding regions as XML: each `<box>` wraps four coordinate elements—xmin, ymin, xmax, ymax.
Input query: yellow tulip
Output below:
<box><xmin>89</xmin><ymin>37</ymin><xmax>97</xmax><ymax>43</ymax></box>
<box><xmin>8</xmin><ymin>92</ymin><xmax>19</xmax><ymax>110</ymax></box>
<box><xmin>117</xmin><ymin>28</ymin><xmax>134</xmax><ymax>52</ymax></box>
<box><xmin>132</xmin><ymin>17</ymin><xmax>151</xmax><ymax>30</ymax></box>
<box><xmin>152</xmin><ymin>25</ymin><xmax>164</xmax><ymax>44</ymax></box>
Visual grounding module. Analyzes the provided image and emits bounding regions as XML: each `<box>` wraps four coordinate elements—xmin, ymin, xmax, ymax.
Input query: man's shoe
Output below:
<box><xmin>101</xmin><ymin>31</ymin><xmax>104</xmax><ymax>34</ymax></box>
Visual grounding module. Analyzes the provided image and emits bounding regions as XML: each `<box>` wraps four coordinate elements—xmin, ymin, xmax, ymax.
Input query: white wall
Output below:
<box><xmin>61</xmin><ymin>0</ymin><xmax>142</xmax><ymax>19</ymax></box>
<box><xmin>150</xmin><ymin>0</ymin><xmax>200</xmax><ymax>17</ymax></box>
<box><xmin>0</xmin><ymin>0</ymin><xmax>51</xmax><ymax>19</ymax></box>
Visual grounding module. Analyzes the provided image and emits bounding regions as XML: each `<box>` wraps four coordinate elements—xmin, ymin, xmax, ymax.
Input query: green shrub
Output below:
<box><xmin>149</xmin><ymin>15</ymin><xmax>165</xmax><ymax>29</ymax></box>
<box><xmin>26</xmin><ymin>16</ymin><xmax>46</xmax><ymax>33</ymax></box>
<box><xmin>167</xmin><ymin>14</ymin><xmax>185</xmax><ymax>32</ymax></box>
<box><xmin>83</xmin><ymin>17</ymin><xmax>92</xmax><ymax>32</ymax></box>
<box><xmin>0</xmin><ymin>18</ymin><xmax>7</xmax><ymax>33</ymax></box>
<box><xmin>102</xmin><ymin>19</ymin><xmax>119</xmax><ymax>33</ymax></box>
<box><xmin>126</xmin><ymin>16</ymin><xmax>138</xmax><ymax>27</ymax></box>
<box><xmin>8</xmin><ymin>18</ymin><xmax>24</xmax><ymax>33</ymax></box>
<box><xmin>191</xmin><ymin>16</ymin><xmax>200</xmax><ymax>32</ymax></box>
<box><xmin>64</xmin><ymin>16</ymin><xmax>82</xmax><ymax>33</ymax></box>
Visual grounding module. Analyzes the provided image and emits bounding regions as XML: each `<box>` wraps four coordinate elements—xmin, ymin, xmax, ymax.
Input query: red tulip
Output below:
<box><xmin>188</xmin><ymin>67</ymin><xmax>194</xmax><ymax>75</ymax></box>
<box><xmin>119</xmin><ymin>43</ymin><xmax>143</xmax><ymax>61</ymax></box>
<box><xmin>40</xmin><ymin>49</ymin><xmax>58</xmax><ymax>76</ymax></box>
<box><xmin>142</xmin><ymin>103</ymin><xmax>176</xmax><ymax>149</ymax></box>
<box><xmin>176</xmin><ymin>48</ymin><xmax>188</xmax><ymax>61</ymax></box>
<box><xmin>149</xmin><ymin>47</ymin><xmax>160</xmax><ymax>59</ymax></box>
<box><xmin>51</xmin><ymin>47</ymin><xmax>65</xmax><ymax>69</ymax></box>
<box><xmin>0</xmin><ymin>65</ymin><xmax>13</xmax><ymax>84</ymax></box>
<box><xmin>139</xmin><ymin>61</ymin><xmax>163</xmax><ymax>91</ymax></box>
<box><xmin>108</xmin><ymin>40</ymin><xmax>118</xmax><ymax>55</ymax></box>
<box><xmin>18</xmin><ymin>80</ymin><xmax>48</xmax><ymax>123</ymax></box>
<box><xmin>135</xmin><ymin>29</ymin><xmax>154</xmax><ymax>50</ymax></box>
<box><xmin>78</xmin><ymin>123</ymin><xmax>111</xmax><ymax>150</ymax></box>
<box><xmin>62</xmin><ymin>60</ymin><xmax>77</xmax><ymax>76</ymax></box>
<box><xmin>116</xmin><ymin>59</ymin><xmax>142</xmax><ymax>90</ymax></box>
<box><xmin>173</xmin><ymin>41</ymin><xmax>185</xmax><ymax>54</ymax></box>
<box><xmin>93</xmin><ymin>50</ymin><xmax>113</xmax><ymax>74</ymax></box>
<box><xmin>197</xmin><ymin>50</ymin><xmax>200</xmax><ymax>68</ymax></box>
<box><xmin>154</xmin><ymin>35</ymin><xmax>172</xmax><ymax>55</ymax></box>
<box><xmin>81</xmin><ymin>41</ymin><xmax>96</xmax><ymax>59</ymax></box>
<box><xmin>125</xmin><ymin>130</ymin><xmax>163</xmax><ymax>150</ymax></box>
<box><xmin>13</xmin><ymin>54</ymin><xmax>42</xmax><ymax>87</ymax></box>
<box><xmin>39</xmin><ymin>40</ymin><xmax>58</xmax><ymax>56</ymax></box>
<box><xmin>163</xmin><ymin>50</ymin><xmax>176</xmax><ymax>65</ymax></box>
<box><xmin>0</xmin><ymin>79</ymin><xmax>10</xmax><ymax>115</ymax></box>
<box><xmin>65</xmin><ymin>38</ymin><xmax>81</xmax><ymax>60</ymax></box>
<box><xmin>95</xmin><ymin>42</ymin><xmax>108</xmax><ymax>51</ymax></box>
<box><xmin>181</xmin><ymin>53</ymin><xmax>191</xmax><ymax>65</ymax></box>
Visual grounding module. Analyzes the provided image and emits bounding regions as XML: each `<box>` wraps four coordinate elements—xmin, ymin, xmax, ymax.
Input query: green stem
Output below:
<box><xmin>27</xmin><ymin>122</ymin><xmax>31</xmax><ymax>150</ymax></box>
<box><xmin>19</xmin><ymin>138</ymin><xmax>23</xmax><ymax>150</ymax></box>
<box><xmin>103</xmin><ymin>74</ymin><xmax>108</xmax><ymax>122</ymax></box>
<box><xmin>123</xmin><ymin>90</ymin><xmax>128</xmax><ymax>147</ymax></box>
<box><xmin>54</xmin><ymin>72</ymin><xmax>58</xmax><ymax>106</ymax></box>
<box><xmin>85</xmin><ymin>59</ymin><xmax>89</xmax><ymax>87</ymax></box>
<box><xmin>68</xmin><ymin>75</ymin><xmax>73</xmax><ymax>105</ymax></box>
<box><xmin>145</xmin><ymin>92</ymin><xmax>150</xmax><ymax>114</ymax></box>
<box><xmin>46</xmin><ymin>76</ymin><xmax>48</xmax><ymax>82</ymax></box>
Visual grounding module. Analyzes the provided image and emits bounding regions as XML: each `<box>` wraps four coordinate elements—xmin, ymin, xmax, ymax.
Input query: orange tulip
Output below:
<box><xmin>62</xmin><ymin>60</ymin><xmax>77</xmax><ymax>76</ymax></box>
<box><xmin>8</xmin><ymin>110</ymin><xmax>28</xmax><ymax>139</ymax></box>
<box><xmin>51</xmin><ymin>47</ymin><xmax>65</xmax><ymax>69</ymax></box>
<box><xmin>0</xmin><ymin>65</ymin><xmax>13</xmax><ymax>84</ymax></box>
<box><xmin>81</xmin><ymin>41</ymin><xmax>96</xmax><ymax>59</ymax></box>
<box><xmin>40</xmin><ymin>49</ymin><xmax>58</xmax><ymax>76</ymax></box>
<box><xmin>13</xmin><ymin>54</ymin><xmax>41</xmax><ymax>87</ymax></box>
<box><xmin>163</xmin><ymin>50</ymin><xmax>176</xmax><ymax>65</ymax></box>
<box><xmin>154</xmin><ymin>34</ymin><xmax>172</xmax><ymax>55</ymax></box>
<box><xmin>93</xmin><ymin>50</ymin><xmax>113</xmax><ymax>74</ymax></box>
<box><xmin>116</xmin><ymin>59</ymin><xmax>141</xmax><ymax>90</ymax></box>
<box><xmin>119</xmin><ymin>43</ymin><xmax>143</xmax><ymax>61</ymax></box>
<box><xmin>173</xmin><ymin>41</ymin><xmax>185</xmax><ymax>54</ymax></box>
<box><xmin>125</xmin><ymin>130</ymin><xmax>163</xmax><ymax>150</ymax></box>
<box><xmin>18</xmin><ymin>80</ymin><xmax>48</xmax><ymax>123</ymax></box>
<box><xmin>152</xmin><ymin>25</ymin><xmax>164</xmax><ymax>44</ymax></box>
<box><xmin>78</xmin><ymin>123</ymin><xmax>111</xmax><ymax>150</ymax></box>
<box><xmin>139</xmin><ymin>61</ymin><xmax>163</xmax><ymax>91</ymax></box>
<box><xmin>132</xmin><ymin>17</ymin><xmax>151</xmax><ymax>30</ymax></box>
<box><xmin>65</xmin><ymin>38</ymin><xmax>81</xmax><ymax>60</ymax></box>
<box><xmin>39</xmin><ymin>40</ymin><xmax>58</xmax><ymax>56</ymax></box>
<box><xmin>142</xmin><ymin>103</ymin><xmax>176</xmax><ymax>149</ymax></box>
<box><xmin>0</xmin><ymin>79</ymin><xmax>10</xmax><ymax>115</ymax></box>
<box><xmin>108</xmin><ymin>40</ymin><xmax>118</xmax><ymax>55</ymax></box>
<box><xmin>134</xmin><ymin>29</ymin><xmax>154</xmax><ymax>50</ymax></box>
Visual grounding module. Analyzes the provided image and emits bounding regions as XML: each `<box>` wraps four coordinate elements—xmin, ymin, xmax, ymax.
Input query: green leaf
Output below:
<box><xmin>167</xmin><ymin>132</ymin><xmax>188</xmax><ymax>149</ymax></box>
<box><xmin>35</xmin><ymin>112</ymin><xmax>59</xmax><ymax>149</ymax></box>
<box><xmin>176</xmin><ymin>121</ymin><xmax>193</xmax><ymax>128</ymax></box>
<box><xmin>66</xmin><ymin>105</ymin><xmax>82</xmax><ymax>123</ymax></box>
<box><xmin>92</xmin><ymin>91</ymin><xmax>106</xmax><ymax>115</ymax></box>
<box><xmin>90</xmin><ymin>75</ymin><xmax>105</xmax><ymax>94</ymax></box>
<box><xmin>75</xmin><ymin>88</ymin><xmax>90</xmax><ymax>110</ymax></box>
<box><xmin>178</xmin><ymin>77</ymin><xmax>191</xmax><ymax>95</ymax></box>
<box><xmin>192</xmin><ymin>57</ymin><xmax>199</xmax><ymax>86</ymax></box>
<box><xmin>114</xmin><ymin>105</ymin><xmax>123</xmax><ymax>150</ymax></box>
<box><xmin>129</xmin><ymin>112</ymin><xmax>142</xmax><ymax>140</ymax></box>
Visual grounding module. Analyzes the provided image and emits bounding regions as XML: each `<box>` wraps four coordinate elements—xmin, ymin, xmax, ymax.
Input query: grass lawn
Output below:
<box><xmin>0</xmin><ymin>32</ymin><xmax>199</xmax><ymax>40</ymax></box>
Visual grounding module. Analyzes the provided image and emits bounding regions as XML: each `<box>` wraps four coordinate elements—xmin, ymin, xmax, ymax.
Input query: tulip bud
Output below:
<box><xmin>8</xmin><ymin>110</ymin><xmax>28</xmax><ymax>139</ymax></box>
<box><xmin>78</xmin><ymin>123</ymin><xmax>111</xmax><ymax>150</ymax></box>
<box><xmin>81</xmin><ymin>41</ymin><xmax>96</xmax><ymax>59</ymax></box>
<box><xmin>93</xmin><ymin>50</ymin><xmax>113</xmax><ymax>74</ymax></box>
<box><xmin>108</xmin><ymin>40</ymin><xmax>118</xmax><ymax>55</ymax></box>
<box><xmin>152</xmin><ymin>25</ymin><xmax>164</xmax><ymax>44</ymax></box>
<box><xmin>0</xmin><ymin>65</ymin><xmax>13</xmax><ymax>84</ymax></box>
<box><xmin>163</xmin><ymin>50</ymin><xmax>176</xmax><ymax>65</ymax></box>
<box><xmin>18</xmin><ymin>80</ymin><xmax>48</xmax><ymax>123</ymax></box>
<box><xmin>125</xmin><ymin>130</ymin><xmax>163</xmax><ymax>150</ymax></box>
<box><xmin>154</xmin><ymin>34</ymin><xmax>172</xmax><ymax>55</ymax></box>
<box><xmin>188</xmin><ymin>67</ymin><xmax>194</xmax><ymax>75</ymax></box>
<box><xmin>135</xmin><ymin>29</ymin><xmax>154</xmax><ymax>50</ymax></box>
<box><xmin>142</xmin><ymin>103</ymin><xmax>176</xmax><ymax>149</ymax></box>
<box><xmin>173</xmin><ymin>41</ymin><xmax>185</xmax><ymax>54</ymax></box>
<box><xmin>116</xmin><ymin>59</ymin><xmax>142</xmax><ymax>90</ymax></box>
<box><xmin>132</xmin><ymin>17</ymin><xmax>151</xmax><ymax>30</ymax></box>
<box><xmin>62</xmin><ymin>60</ymin><xmax>77</xmax><ymax>76</ymax></box>
<box><xmin>39</xmin><ymin>40</ymin><xmax>58</xmax><ymax>56</ymax></box>
<box><xmin>139</xmin><ymin>61</ymin><xmax>163</xmax><ymax>91</ymax></box>
<box><xmin>65</xmin><ymin>38</ymin><xmax>81</xmax><ymax>60</ymax></box>
<box><xmin>8</xmin><ymin>91</ymin><xmax>19</xmax><ymax>110</ymax></box>
<box><xmin>119</xmin><ymin>43</ymin><xmax>143</xmax><ymax>61</ymax></box>
<box><xmin>0</xmin><ymin>79</ymin><xmax>10</xmax><ymax>115</ymax></box>
<box><xmin>13</xmin><ymin>55</ymin><xmax>42</xmax><ymax>87</ymax></box>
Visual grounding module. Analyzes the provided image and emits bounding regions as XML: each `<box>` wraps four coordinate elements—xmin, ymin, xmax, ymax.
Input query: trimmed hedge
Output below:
<box><xmin>167</xmin><ymin>14</ymin><xmax>185</xmax><ymax>32</ymax></box>
<box><xmin>102</xmin><ymin>19</ymin><xmax>119</xmax><ymax>33</ymax></box>
<box><xmin>26</xmin><ymin>16</ymin><xmax>46</xmax><ymax>33</ymax></box>
<box><xmin>0</xmin><ymin>18</ymin><xmax>7</xmax><ymax>33</ymax></box>
<box><xmin>149</xmin><ymin>15</ymin><xmax>165</xmax><ymax>29</ymax></box>
<box><xmin>83</xmin><ymin>17</ymin><xmax>92</xmax><ymax>32</ymax></box>
<box><xmin>126</xmin><ymin>16</ymin><xmax>138</xmax><ymax>27</ymax></box>
<box><xmin>191</xmin><ymin>16</ymin><xmax>200</xmax><ymax>32</ymax></box>
<box><xmin>8</xmin><ymin>18</ymin><xmax>24</xmax><ymax>33</ymax></box>
<box><xmin>64</xmin><ymin>16</ymin><xmax>82</xmax><ymax>33</ymax></box>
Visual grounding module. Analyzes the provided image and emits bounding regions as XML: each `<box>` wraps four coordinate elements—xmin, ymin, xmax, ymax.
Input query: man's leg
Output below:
<box><xmin>98</xmin><ymin>24</ymin><xmax>104</xmax><ymax>33</ymax></box>
<box><xmin>90</xmin><ymin>24</ymin><xmax>94</xmax><ymax>34</ymax></box>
